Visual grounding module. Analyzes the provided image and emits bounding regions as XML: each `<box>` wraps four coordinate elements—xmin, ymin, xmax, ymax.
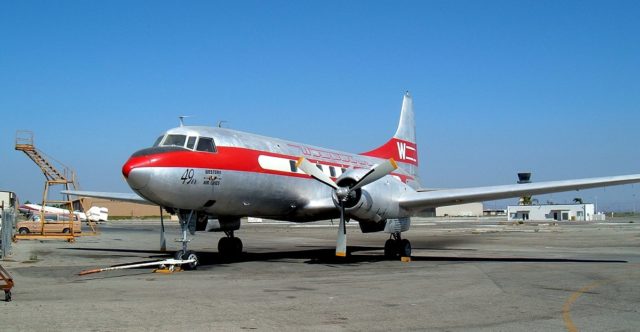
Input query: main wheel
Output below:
<box><xmin>174</xmin><ymin>250</ymin><xmax>184</xmax><ymax>260</ymax></box>
<box><xmin>384</xmin><ymin>239</ymin><xmax>397</xmax><ymax>259</ymax></box>
<box><xmin>218</xmin><ymin>237</ymin><xmax>231</xmax><ymax>256</ymax></box>
<box><xmin>232</xmin><ymin>237</ymin><xmax>243</xmax><ymax>256</ymax></box>
<box><xmin>181</xmin><ymin>250</ymin><xmax>199</xmax><ymax>270</ymax></box>
<box><xmin>399</xmin><ymin>239</ymin><xmax>412</xmax><ymax>257</ymax></box>
<box><xmin>218</xmin><ymin>237</ymin><xmax>243</xmax><ymax>257</ymax></box>
<box><xmin>5</xmin><ymin>290</ymin><xmax>11</xmax><ymax>302</ymax></box>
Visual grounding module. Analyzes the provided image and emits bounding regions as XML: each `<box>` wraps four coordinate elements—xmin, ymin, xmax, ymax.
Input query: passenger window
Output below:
<box><xmin>163</xmin><ymin>135</ymin><xmax>187</xmax><ymax>147</ymax></box>
<box><xmin>186</xmin><ymin>136</ymin><xmax>197</xmax><ymax>150</ymax></box>
<box><xmin>289</xmin><ymin>160</ymin><xmax>298</xmax><ymax>173</ymax></box>
<box><xmin>153</xmin><ymin>135</ymin><xmax>164</xmax><ymax>147</ymax></box>
<box><xmin>196</xmin><ymin>137</ymin><xmax>216</xmax><ymax>153</ymax></box>
<box><xmin>329</xmin><ymin>166</ymin><xmax>336</xmax><ymax>177</ymax></box>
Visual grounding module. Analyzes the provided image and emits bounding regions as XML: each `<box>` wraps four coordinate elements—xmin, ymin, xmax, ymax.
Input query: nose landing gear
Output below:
<box><xmin>175</xmin><ymin>210</ymin><xmax>200</xmax><ymax>270</ymax></box>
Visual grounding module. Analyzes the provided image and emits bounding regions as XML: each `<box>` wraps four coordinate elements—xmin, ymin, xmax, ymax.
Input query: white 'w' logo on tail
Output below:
<box><xmin>397</xmin><ymin>141</ymin><xmax>416</xmax><ymax>163</ymax></box>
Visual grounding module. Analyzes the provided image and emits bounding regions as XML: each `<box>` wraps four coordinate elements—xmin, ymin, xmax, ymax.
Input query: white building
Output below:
<box><xmin>417</xmin><ymin>203</ymin><xmax>484</xmax><ymax>218</ymax></box>
<box><xmin>507</xmin><ymin>203</ymin><xmax>600</xmax><ymax>221</ymax></box>
<box><xmin>0</xmin><ymin>191</ymin><xmax>17</xmax><ymax>211</ymax></box>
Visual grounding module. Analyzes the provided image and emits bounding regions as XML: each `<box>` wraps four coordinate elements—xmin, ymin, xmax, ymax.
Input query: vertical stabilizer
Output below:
<box><xmin>361</xmin><ymin>92</ymin><xmax>420</xmax><ymax>187</ymax></box>
<box><xmin>394</xmin><ymin>92</ymin><xmax>416</xmax><ymax>144</ymax></box>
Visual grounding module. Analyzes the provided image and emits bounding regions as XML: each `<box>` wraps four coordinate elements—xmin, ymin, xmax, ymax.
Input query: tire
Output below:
<box><xmin>174</xmin><ymin>250</ymin><xmax>184</xmax><ymax>260</ymax></box>
<box><xmin>384</xmin><ymin>239</ymin><xmax>397</xmax><ymax>259</ymax></box>
<box><xmin>218</xmin><ymin>237</ymin><xmax>243</xmax><ymax>257</ymax></box>
<box><xmin>399</xmin><ymin>239</ymin><xmax>412</xmax><ymax>257</ymax></box>
<box><xmin>62</xmin><ymin>228</ymin><xmax>70</xmax><ymax>234</ymax></box>
<box><xmin>232</xmin><ymin>237</ymin><xmax>243</xmax><ymax>256</ymax></box>
<box><xmin>19</xmin><ymin>228</ymin><xmax>29</xmax><ymax>235</ymax></box>
<box><xmin>182</xmin><ymin>251</ymin><xmax>199</xmax><ymax>270</ymax></box>
<box><xmin>218</xmin><ymin>237</ymin><xmax>231</xmax><ymax>256</ymax></box>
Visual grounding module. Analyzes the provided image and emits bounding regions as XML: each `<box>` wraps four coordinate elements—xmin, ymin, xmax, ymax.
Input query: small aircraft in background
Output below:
<box><xmin>18</xmin><ymin>204</ymin><xmax>108</xmax><ymax>222</ymax></box>
<box><xmin>64</xmin><ymin>92</ymin><xmax>640</xmax><ymax>269</ymax></box>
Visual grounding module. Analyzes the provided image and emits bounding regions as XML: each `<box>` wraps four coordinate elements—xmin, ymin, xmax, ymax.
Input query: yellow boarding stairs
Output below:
<box><xmin>14</xmin><ymin>131</ymin><xmax>97</xmax><ymax>240</ymax></box>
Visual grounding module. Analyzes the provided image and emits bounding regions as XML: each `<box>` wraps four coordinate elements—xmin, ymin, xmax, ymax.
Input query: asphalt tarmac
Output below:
<box><xmin>1</xmin><ymin>217</ymin><xmax>639</xmax><ymax>331</ymax></box>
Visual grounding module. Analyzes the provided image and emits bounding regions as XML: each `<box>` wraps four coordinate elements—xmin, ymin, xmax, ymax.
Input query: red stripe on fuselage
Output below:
<box><xmin>122</xmin><ymin>147</ymin><xmax>414</xmax><ymax>183</ymax></box>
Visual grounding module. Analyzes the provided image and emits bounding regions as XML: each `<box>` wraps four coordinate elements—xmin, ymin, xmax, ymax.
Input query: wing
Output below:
<box><xmin>61</xmin><ymin>190</ymin><xmax>153</xmax><ymax>205</ymax></box>
<box><xmin>399</xmin><ymin>174</ymin><xmax>640</xmax><ymax>211</ymax></box>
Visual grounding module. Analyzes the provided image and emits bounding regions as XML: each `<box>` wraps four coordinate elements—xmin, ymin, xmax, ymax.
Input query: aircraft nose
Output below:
<box><xmin>122</xmin><ymin>153</ymin><xmax>152</xmax><ymax>190</ymax></box>
<box><xmin>126</xmin><ymin>168</ymin><xmax>151</xmax><ymax>190</ymax></box>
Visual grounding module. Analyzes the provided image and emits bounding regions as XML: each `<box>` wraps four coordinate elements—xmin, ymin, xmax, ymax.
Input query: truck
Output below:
<box><xmin>16</xmin><ymin>214</ymin><xmax>82</xmax><ymax>234</ymax></box>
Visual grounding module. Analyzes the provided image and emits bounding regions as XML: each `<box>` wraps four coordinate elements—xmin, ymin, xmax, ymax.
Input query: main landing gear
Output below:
<box><xmin>218</xmin><ymin>231</ymin><xmax>243</xmax><ymax>257</ymax></box>
<box><xmin>384</xmin><ymin>232</ymin><xmax>411</xmax><ymax>259</ymax></box>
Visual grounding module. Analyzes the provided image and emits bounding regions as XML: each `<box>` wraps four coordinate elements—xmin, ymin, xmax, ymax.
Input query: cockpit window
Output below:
<box><xmin>153</xmin><ymin>135</ymin><xmax>164</xmax><ymax>147</ymax></box>
<box><xmin>163</xmin><ymin>134</ymin><xmax>187</xmax><ymax>147</ymax></box>
<box><xmin>186</xmin><ymin>136</ymin><xmax>197</xmax><ymax>149</ymax></box>
<box><xmin>196</xmin><ymin>137</ymin><xmax>216</xmax><ymax>153</ymax></box>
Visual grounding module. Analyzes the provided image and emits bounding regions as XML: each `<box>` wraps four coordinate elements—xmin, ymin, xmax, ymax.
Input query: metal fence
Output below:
<box><xmin>1</xmin><ymin>208</ymin><xmax>15</xmax><ymax>259</ymax></box>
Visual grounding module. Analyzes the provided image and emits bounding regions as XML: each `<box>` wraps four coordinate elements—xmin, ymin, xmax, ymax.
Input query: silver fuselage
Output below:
<box><xmin>123</xmin><ymin>126</ymin><xmax>417</xmax><ymax>223</ymax></box>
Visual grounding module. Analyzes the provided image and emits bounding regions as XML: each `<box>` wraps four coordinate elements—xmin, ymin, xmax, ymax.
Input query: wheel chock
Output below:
<box><xmin>153</xmin><ymin>265</ymin><xmax>183</xmax><ymax>274</ymax></box>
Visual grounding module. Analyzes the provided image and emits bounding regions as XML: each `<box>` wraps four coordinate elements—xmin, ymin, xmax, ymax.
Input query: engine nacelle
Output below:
<box><xmin>205</xmin><ymin>217</ymin><xmax>241</xmax><ymax>232</ymax></box>
<box><xmin>333</xmin><ymin>169</ymin><xmax>399</xmax><ymax>224</ymax></box>
<box><xmin>358</xmin><ymin>217</ymin><xmax>412</xmax><ymax>234</ymax></box>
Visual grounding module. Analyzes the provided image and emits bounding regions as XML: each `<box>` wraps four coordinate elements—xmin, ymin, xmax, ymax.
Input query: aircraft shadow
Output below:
<box><xmin>64</xmin><ymin>246</ymin><xmax>628</xmax><ymax>270</ymax></box>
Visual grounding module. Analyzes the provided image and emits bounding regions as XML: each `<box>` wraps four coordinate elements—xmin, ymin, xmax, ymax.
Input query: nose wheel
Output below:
<box><xmin>384</xmin><ymin>233</ymin><xmax>411</xmax><ymax>259</ymax></box>
<box><xmin>174</xmin><ymin>250</ymin><xmax>199</xmax><ymax>270</ymax></box>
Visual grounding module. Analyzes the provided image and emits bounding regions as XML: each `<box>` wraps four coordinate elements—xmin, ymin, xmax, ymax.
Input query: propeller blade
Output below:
<box><xmin>296</xmin><ymin>157</ymin><xmax>338</xmax><ymax>189</ymax></box>
<box><xmin>351</xmin><ymin>159</ymin><xmax>398</xmax><ymax>191</ymax></box>
<box><xmin>336</xmin><ymin>203</ymin><xmax>347</xmax><ymax>257</ymax></box>
<box><xmin>160</xmin><ymin>206</ymin><xmax>167</xmax><ymax>252</ymax></box>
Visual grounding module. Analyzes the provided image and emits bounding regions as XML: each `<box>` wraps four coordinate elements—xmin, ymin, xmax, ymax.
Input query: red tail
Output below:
<box><xmin>360</xmin><ymin>92</ymin><xmax>420</xmax><ymax>184</ymax></box>
<box><xmin>361</xmin><ymin>138</ymin><xmax>418</xmax><ymax>166</ymax></box>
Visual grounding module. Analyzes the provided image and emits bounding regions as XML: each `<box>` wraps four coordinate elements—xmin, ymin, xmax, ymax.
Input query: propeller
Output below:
<box><xmin>296</xmin><ymin>157</ymin><xmax>398</xmax><ymax>257</ymax></box>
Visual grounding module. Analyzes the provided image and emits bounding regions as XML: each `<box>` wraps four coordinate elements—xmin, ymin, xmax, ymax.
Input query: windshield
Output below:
<box><xmin>162</xmin><ymin>135</ymin><xmax>187</xmax><ymax>147</ymax></box>
<box><xmin>153</xmin><ymin>135</ymin><xmax>164</xmax><ymax>147</ymax></box>
<box><xmin>196</xmin><ymin>137</ymin><xmax>216</xmax><ymax>152</ymax></box>
<box><xmin>155</xmin><ymin>134</ymin><xmax>216</xmax><ymax>152</ymax></box>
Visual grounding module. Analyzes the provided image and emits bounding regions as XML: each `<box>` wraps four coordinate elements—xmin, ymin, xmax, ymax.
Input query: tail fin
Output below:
<box><xmin>361</xmin><ymin>92</ymin><xmax>420</xmax><ymax>185</ymax></box>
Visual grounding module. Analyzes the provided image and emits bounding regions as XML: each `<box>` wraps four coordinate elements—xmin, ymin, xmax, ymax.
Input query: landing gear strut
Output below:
<box><xmin>218</xmin><ymin>231</ymin><xmax>243</xmax><ymax>257</ymax></box>
<box><xmin>174</xmin><ymin>210</ymin><xmax>199</xmax><ymax>270</ymax></box>
<box><xmin>384</xmin><ymin>232</ymin><xmax>411</xmax><ymax>259</ymax></box>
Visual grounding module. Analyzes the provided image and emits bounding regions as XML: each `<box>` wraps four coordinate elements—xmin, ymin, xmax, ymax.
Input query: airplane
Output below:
<box><xmin>63</xmin><ymin>92</ymin><xmax>640</xmax><ymax>270</ymax></box>
<box><xmin>18</xmin><ymin>204</ymin><xmax>109</xmax><ymax>222</ymax></box>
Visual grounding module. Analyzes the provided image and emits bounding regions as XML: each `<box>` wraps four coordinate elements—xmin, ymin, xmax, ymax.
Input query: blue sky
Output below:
<box><xmin>1</xmin><ymin>1</ymin><xmax>639</xmax><ymax>211</ymax></box>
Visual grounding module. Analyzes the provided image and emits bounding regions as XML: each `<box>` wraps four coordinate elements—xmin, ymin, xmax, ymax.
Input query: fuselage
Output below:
<box><xmin>122</xmin><ymin>126</ymin><xmax>418</xmax><ymax>222</ymax></box>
